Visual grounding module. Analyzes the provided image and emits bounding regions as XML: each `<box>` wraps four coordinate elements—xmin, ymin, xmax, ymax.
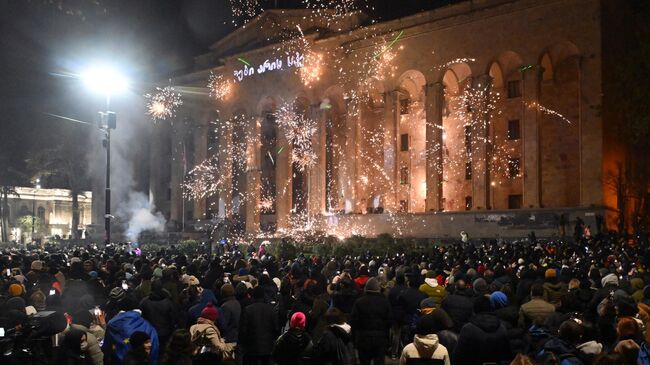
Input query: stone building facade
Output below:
<box><xmin>150</xmin><ymin>0</ymin><xmax>626</xmax><ymax>238</ymax></box>
<box><xmin>1</xmin><ymin>187</ymin><xmax>92</xmax><ymax>242</ymax></box>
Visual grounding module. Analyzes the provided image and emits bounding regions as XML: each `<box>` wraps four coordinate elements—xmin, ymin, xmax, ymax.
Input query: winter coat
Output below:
<box><xmin>631</xmin><ymin>278</ymin><xmax>645</xmax><ymax>303</ymax></box>
<box><xmin>518</xmin><ymin>298</ymin><xmax>555</xmax><ymax>329</ymax></box>
<box><xmin>312</xmin><ymin>324</ymin><xmax>355</xmax><ymax>365</ymax></box>
<box><xmin>441</xmin><ymin>294</ymin><xmax>474</xmax><ymax>333</ymax></box>
<box><xmin>350</xmin><ymin>292</ymin><xmax>391</xmax><ymax>350</ymax></box>
<box><xmin>400</xmin><ymin>334</ymin><xmax>450</xmax><ymax>365</ymax></box>
<box><xmin>419</xmin><ymin>279</ymin><xmax>447</xmax><ymax>307</ymax></box>
<box><xmin>543</xmin><ymin>280</ymin><xmax>567</xmax><ymax>307</ymax></box>
<box><xmin>140</xmin><ymin>292</ymin><xmax>177</xmax><ymax>340</ymax></box>
<box><xmin>272</xmin><ymin>327</ymin><xmax>313</xmax><ymax>365</ymax></box>
<box><xmin>399</xmin><ymin>288</ymin><xmax>428</xmax><ymax>325</ymax></box>
<box><xmin>189</xmin><ymin>317</ymin><xmax>232</xmax><ymax>355</ymax></box>
<box><xmin>68</xmin><ymin>323</ymin><xmax>103</xmax><ymax>365</ymax></box>
<box><xmin>240</xmin><ymin>300</ymin><xmax>280</xmax><ymax>356</ymax></box>
<box><xmin>219</xmin><ymin>297</ymin><xmax>241</xmax><ymax>343</ymax></box>
<box><xmin>388</xmin><ymin>283</ymin><xmax>408</xmax><ymax>324</ymax></box>
<box><xmin>453</xmin><ymin>313</ymin><xmax>511</xmax><ymax>365</ymax></box>
<box><xmin>537</xmin><ymin>337</ymin><xmax>584</xmax><ymax>365</ymax></box>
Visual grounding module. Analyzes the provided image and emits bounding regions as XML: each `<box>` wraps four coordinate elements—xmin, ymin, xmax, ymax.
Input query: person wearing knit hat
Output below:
<box><xmin>190</xmin><ymin>303</ymin><xmax>233</xmax><ymax>357</ymax></box>
<box><xmin>351</xmin><ymin>274</ymin><xmax>391</xmax><ymax>365</ymax></box>
<box><xmin>272</xmin><ymin>311</ymin><xmax>312</xmax><ymax>364</ymax></box>
<box><xmin>490</xmin><ymin>291</ymin><xmax>508</xmax><ymax>310</ymax></box>
<box><xmin>602</xmin><ymin>273</ymin><xmax>619</xmax><ymax>288</ymax></box>
<box><xmin>109</xmin><ymin>287</ymin><xmax>126</xmax><ymax>303</ymax></box>
<box><xmin>8</xmin><ymin>283</ymin><xmax>24</xmax><ymax>297</ymax></box>
<box><xmin>545</xmin><ymin>268</ymin><xmax>557</xmax><ymax>278</ymax></box>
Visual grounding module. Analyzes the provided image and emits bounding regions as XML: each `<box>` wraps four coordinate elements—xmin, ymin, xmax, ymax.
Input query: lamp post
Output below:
<box><xmin>82</xmin><ymin>66</ymin><xmax>128</xmax><ymax>245</ymax></box>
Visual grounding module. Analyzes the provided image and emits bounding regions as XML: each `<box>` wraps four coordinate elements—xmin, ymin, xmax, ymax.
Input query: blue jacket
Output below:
<box><xmin>102</xmin><ymin>310</ymin><xmax>160</xmax><ymax>365</ymax></box>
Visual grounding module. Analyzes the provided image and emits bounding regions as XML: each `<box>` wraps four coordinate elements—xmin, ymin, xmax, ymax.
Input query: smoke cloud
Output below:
<box><xmin>117</xmin><ymin>191</ymin><xmax>166</xmax><ymax>242</ymax></box>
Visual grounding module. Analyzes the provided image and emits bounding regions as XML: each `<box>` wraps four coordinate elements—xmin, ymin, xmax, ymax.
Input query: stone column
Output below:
<box><xmin>383</xmin><ymin>90</ymin><xmax>399</xmax><ymax>212</ymax></box>
<box><xmin>245</xmin><ymin>116</ymin><xmax>261</xmax><ymax>233</ymax></box>
<box><xmin>309</xmin><ymin>106</ymin><xmax>323</xmax><ymax>217</ymax></box>
<box><xmin>522</xmin><ymin>65</ymin><xmax>543</xmax><ymax>208</ymax></box>
<box><xmin>276</xmin><ymin>127</ymin><xmax>292</xmax><ymax>231</ymax></box>
<box><xmin>344</xmin><ymin>104</ymin><xmax>357</xmax><ymax>213</ymax></box>
<box><xmin>425</xmin><ymin>82</ymin><xmax>444</xmax><ymax>212</ymax></box>
<box><xmin>471</xmin><ymin>75</ymin><xmax>491</xmax><ymax>210</ymax></box>
<box><xmin>218</xmin><ymin>118</ymin><xmax>234</xmax><ymax>218</ymax></box>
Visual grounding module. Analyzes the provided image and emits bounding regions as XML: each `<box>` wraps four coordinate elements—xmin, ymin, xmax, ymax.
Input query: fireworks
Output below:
<box><xmin>229</xmin><ymin>0</ymin><xmax>261</xmax><ymax>22</ymax></box>
<box><xmin>275</xmin><ymin>103</ymin><xmax>318</xmax><ymax>171</ymax></box>
<box><xmin>435</xmin><ymin>58</ymin><xmax>476</xmax><ymax>70</ymax></box>
<box><xmin>299</xmin><ymin>51</ymin><xmax>324</xmax><ymax>88</ymax></box>
<box><xmin>207</xmin><ymin>73</ymin><xmax>232</xmax><ymax>101</ymax></box>
<box><xmin>182</xmin><ymin>157</ymin><xmax>223</xmax><ymax>200</ymax></box>
<box><xmin>527</xmin><ymin>102</ymin><xmax>573</xmax><ymax>124</ymax></box>
<box><xmin>145</xmin><ymin>86</ymin><xmax>183</xmax><ymax>122</ymax></box>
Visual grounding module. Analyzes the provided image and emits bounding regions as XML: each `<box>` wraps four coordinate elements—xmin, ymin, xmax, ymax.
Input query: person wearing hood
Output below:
<box><xmin>388</xmin><ymin>272</ymin><xmax>408</xmax><ymax>358</ymax></box>
<box><xmin>313</xmin><ymin>308</ymin><xmax>355</xmax><ymax>365</ymax></box>
<box><xmin>272</xmin><ymin>312</ymin><xmax>313</xmax><ymax>365</ymax></box>
<box><xmin>188</xmin><ymin>286</ymin><xmax>217</xmax><ymax>325</ymax></box>
<box><xmin>350</xmin><ymin>277</ymin><xmax>391</xmax><ymax>365</ymax></box>
<box><xmin>140</xmin><ymin>279</ymin><xmax>177</xmax><ymax>348</ymax></box>
<box><xmin>543</xmin><ymin>269</ymin><xmax>567</xmax><ymax>308</ymax></box>
<box><xmin>419</xmin><ymin>270</ymin><xmax>447</xmax><ymax>308</ymax></box>
<box><xmin>58</xmin><ymin>328</ymin><xmax>93</xmax><ymax>365</ymax></box>
<box><xmin>240</xmin><ymin>285</ymin><xmax>280</xmax><ymax>365</ymax></box>
<box><xmin>102</xmin><ymin>307</ymin><xmax>160</xmax><ymax>365</ymax></box>
<box><xmin>354</xmin><ymin>265</ymin><xmax>370</xmax><ymax>290</ymax></box>
<box><xmin>68</xmin><ymin>310</ymin><xmax>104</xmax><ymax>365</ymax></box>
<box><xmin>399</xmin><ymin>317</ymin><xmax>451</xmax><ymax>365</ymax></box>
<box><xmin>219</xmin><ymin>283</ymin><xmax>241</xmax><ymax>344</ymax></box>
<box><xmin>124</xmin><ymin>331</ymin><xmax>153</xmax><ymax>365</ymax></box>
<box><xmin>537</xmin><ymin>320</ymin><xmax>585</xmax><ymax>365</ymax></box>
<box><xmin>586</xmin><ymin>273</ymin><xmax>620</xmax><ymax>321</ymax></box>
<box><xmin>454</xmin><ymin>295</ymin><xmax>511</xmax><ymax>365</ymax></box>
<box><xmin>417</xmin><ymin>298</ymin><xmax>457</xmax><ymax>360</ymax></box>
<box><xmin>189</xmin><ymin>303</ymin><xmax>233</xmax><ymax>359</ymax></box>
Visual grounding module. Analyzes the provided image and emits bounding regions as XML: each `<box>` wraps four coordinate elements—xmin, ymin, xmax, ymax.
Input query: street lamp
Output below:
<box><xmin>81</xmin><ymin>65</ymin><xmax>128</xmax><ymax>245</ymax></box>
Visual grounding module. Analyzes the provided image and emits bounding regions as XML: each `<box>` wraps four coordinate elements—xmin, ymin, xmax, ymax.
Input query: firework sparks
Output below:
<box><xmin>229</xmin><ymin>0</ymin><xmax>261</xmax><ymax>22</ymax></box>
<box><xmin>435</xmin><ymin>58</ymin><xmax>476</xmax><ymax>70</ymax></box>
<box><xmin>275</xmin><ymin>103</ymin><xmax>318</xmax><ymax>171</ymax></box>
<box><xmin>145</xmin><ymin>86</ymin><xmax>183</xmax><ymax>122</ymax></box>
<box><xmin>183</xmin><ymin>157</ymin><xmax>223</xmax><ymax>200</ymax></box>
<box><xmin>299</xmin><ymin>51</ymin><xmax>324</xmax><ymax>88</ymax></box>
<box><xmin>207</xmin><ymin>73</ymin><xmax>232</xmax><ymax>101</ymax></box>
<box><xmin>527</xmin><ymin>102</ymin><xmax>573</xmax><ymax>124</ymax></box>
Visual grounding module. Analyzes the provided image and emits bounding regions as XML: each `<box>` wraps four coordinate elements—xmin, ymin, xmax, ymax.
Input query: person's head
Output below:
<box><xmin>490</xmin><ymin>291</ymin><xmax>508</xmax><ymax>310</ymax></box>
<box><xmin>473</xmin><ymin>295</ymin><xmax>493</xmax><ymax>314</ymax></box>
<box><xmin>509</xmin><ymin>353</ymin><xmax>536</xmax><ymax>365</ymax></box>
<box><xmin>290</xmin><ymin>312</ymin><xmax>307</xmax><ymax>330</ymax></box>
<box><xmin>616</xmin><ymin>317</ymin><xmax>641</xmax><ymax>341</ymax></box>
<box><xmin>129</xmin><ymin>331</ymin><xmax>152</xmax><ymax>355</ymax></box>
<box><xmin>324</xmin><ymin>307</ymin><xmax>345</xmax><ymax>325</ymax></box>
<box><xmin>558</xmin><ymin>320</ymin><xmax>583</xmax><ymax>345</ymax></box>
<box><xmin>531</xmin><ymin>283</ymin><xmax>545</xmax><ymax>298</ymax></box>
<box><xmin>72</xmin><ymin>310</ymin><xmax>93</xmax><ymax>328</ymax></box>
<box><xmin>200</xmin><ymin>302</ymin><xmax>219</xmax><ymax>323</ymax></box>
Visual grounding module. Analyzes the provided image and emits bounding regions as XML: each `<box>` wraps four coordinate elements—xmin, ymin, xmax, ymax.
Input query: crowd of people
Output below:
<box><xmin>0</xmin><ymin>232</ymin><xmax>649</xmax><ymax>365</ymax></box>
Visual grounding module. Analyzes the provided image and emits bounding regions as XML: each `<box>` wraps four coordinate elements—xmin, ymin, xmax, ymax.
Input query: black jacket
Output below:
<box><xmin>350</xmin><ymin>292</ymin><xmax>391</xmax><ymax>349</ymax></box>
<box><xmin>272</xmin><ymin>327</ymin><xmax>312</xmax><ymax>365</ymax></box>
<box><xmin>219</xmin><ymin>297</ymin><xmax>241</xmax><ymax>343</ymax></box>
<box><xmin>453</xmin><ymin>313</ymin><xmax>511</xmax><ymax>365</ymax></box>
<box><xmin>398</xmin><ymin>288</ymin><xmax>427</xmax><ymax>325</ymax></box>
<box><xmin>441</xmin><ymin>294</ymin><xmax>474</xmax><ymax>332</ymax></box>
<box><xmin>140</xmin><ymin>293</ymin><xmax>176</xmax><ymax>339</ymax></box>
<box><xmin>240</xmin><ymin>300</ymin><xmax>280</xmax><ymax>356</ymax></box>
<box><xmin>388</xmin><ymin>283</ymin><xmax>407</xmax><ymax>324</ymax></box>
<box><xmin>312</xmin><ymin>325</ymin><xmax>354</xmax><ymax>365</ymax></box>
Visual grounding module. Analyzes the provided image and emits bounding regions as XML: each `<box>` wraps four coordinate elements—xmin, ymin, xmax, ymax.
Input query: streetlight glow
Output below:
<box><xmin>81</xmin><ymin>66</ymin><xmax>129</xmax><ymax>95</ymax></box>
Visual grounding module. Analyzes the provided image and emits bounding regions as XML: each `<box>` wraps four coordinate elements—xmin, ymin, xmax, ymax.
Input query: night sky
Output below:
<box><xmin>0</xmin><ymin>0</ymin><xmax>454</xmax><ymax>188</ymax></box>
